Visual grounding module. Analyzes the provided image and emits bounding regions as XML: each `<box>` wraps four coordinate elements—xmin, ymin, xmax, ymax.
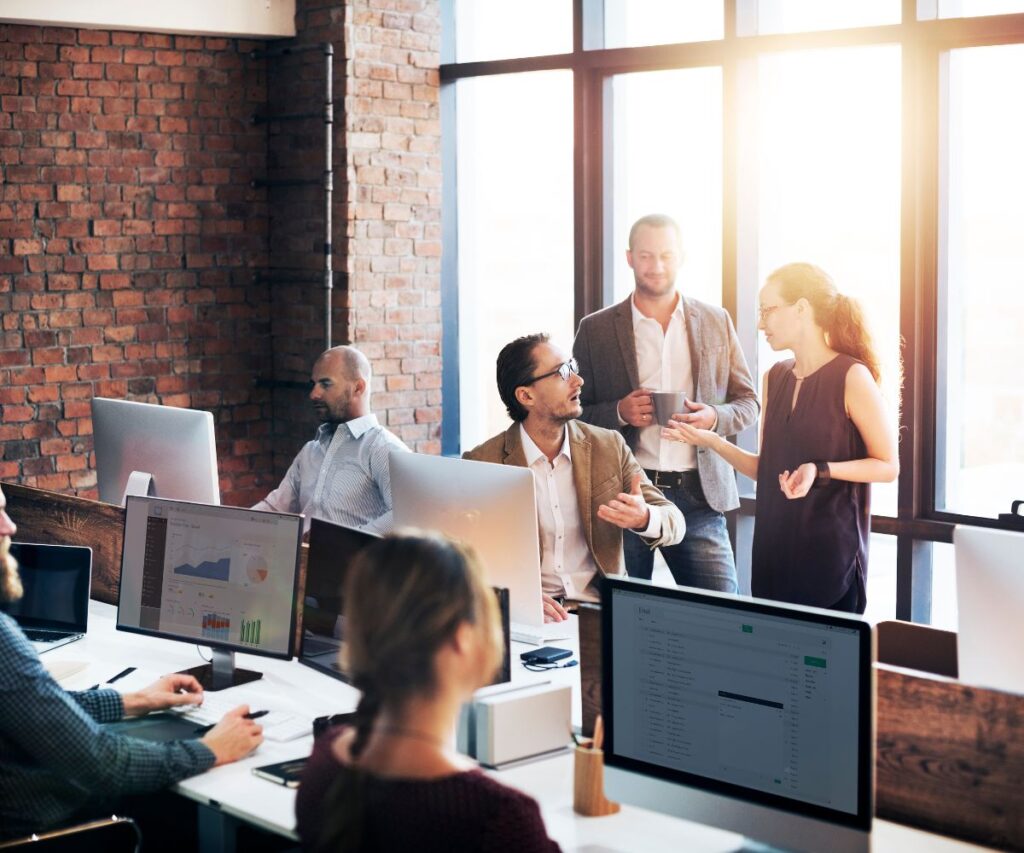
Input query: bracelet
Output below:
<box><xmin>812</xmin><ymin>461</ymin><xmax>831</xmax><ymax>488</ymax></box>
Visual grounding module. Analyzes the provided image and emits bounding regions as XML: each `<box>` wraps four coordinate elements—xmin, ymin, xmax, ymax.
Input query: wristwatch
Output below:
<box><xmin>813</xmin><ymin>460</ymin><xmax>831</xmax><ymax>488</ymax></box>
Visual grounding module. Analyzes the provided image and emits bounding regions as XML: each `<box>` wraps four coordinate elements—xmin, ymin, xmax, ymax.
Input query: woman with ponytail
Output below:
<box><xmin>663</xmin><ymin>263</ymin><xmax>898</xmax><ymax>613</ymax></box>
<box><xmin>295</xmin><ymin>531</ymin><xmax>561</xmax><ymax>852</ymax></box>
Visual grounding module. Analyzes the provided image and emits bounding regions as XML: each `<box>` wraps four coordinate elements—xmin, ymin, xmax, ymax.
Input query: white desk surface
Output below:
<box><xmin>43</xmin><ymin>601</ymin><xmax>994</xmax><ymax>852</ymax></box>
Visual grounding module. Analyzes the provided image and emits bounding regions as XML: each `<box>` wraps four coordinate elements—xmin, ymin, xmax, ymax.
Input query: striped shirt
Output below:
<box><xmin>253</xmin><ymin>414</ymin><xmax>410</xmax><ymax>534</ymax></box>
<box><xmin>0</xmin><ymin>611</ymin><xmax>215</xmax><ymax>839</ymax></box>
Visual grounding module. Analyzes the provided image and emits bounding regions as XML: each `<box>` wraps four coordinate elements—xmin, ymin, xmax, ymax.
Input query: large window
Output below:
<box><xmin>453</xmin><ymin>72</ymin><xmax>574</xmax><ymax>450</ymax></box>
<box><xmin>609</xmin><ymin>68</ymin><xmax>723</xmax><ymax>305</ymax></box>
<box><xmin>937</xmin><ymin>44</ymin><xmax>1024</xmax><ymax>520</ymax></box>
<box><xmin>442</xmin><ymin>3</ymin><xmax>1024</xmax><ymax>623</ymax></box>
<box><xmin>754</xmin><ymin>45</ymin><xmax>902</xmax><ymax>517</ymax></box>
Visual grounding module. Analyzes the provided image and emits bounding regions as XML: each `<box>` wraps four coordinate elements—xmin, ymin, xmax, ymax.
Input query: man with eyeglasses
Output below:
<box><xmin>463</xmin><ymin>333</ymin><xmax>684</xmax><ymax>620</ymax></box>
<box><xmin>573</xmin><ymin>213</ymin><xmax>758</xmax><ymax>592</ymax></box>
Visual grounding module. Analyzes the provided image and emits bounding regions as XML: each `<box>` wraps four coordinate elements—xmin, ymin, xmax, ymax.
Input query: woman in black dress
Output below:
<box><xmin>663</xmin><ymin>263</ymin><xmax>898</xmax><ymax>613</ymax></box>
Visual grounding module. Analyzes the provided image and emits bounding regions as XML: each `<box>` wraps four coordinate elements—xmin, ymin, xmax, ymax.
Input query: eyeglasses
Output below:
<box><xmin>526</xmin><ymin>358</ymin><xmax>579</xmax><ymax>385</ymax></box>
<box><xmin>758</xmin><ymin>303</ymin><xmax>789</xmax><ymax>323</ymax></box>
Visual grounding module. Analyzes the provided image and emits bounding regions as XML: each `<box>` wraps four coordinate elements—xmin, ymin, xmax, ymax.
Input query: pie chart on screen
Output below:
<box><xmin>246</xmin><ymin>555</ymin><xmax>269</xmax><ymax>584</ymax></box>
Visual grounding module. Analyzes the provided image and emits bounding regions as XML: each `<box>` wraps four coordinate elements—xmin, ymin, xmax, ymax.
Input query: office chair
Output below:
<box><xmin>0</xmin><ymin>816</ymin><xmax>140</xmax><ymax>853</ymax></box>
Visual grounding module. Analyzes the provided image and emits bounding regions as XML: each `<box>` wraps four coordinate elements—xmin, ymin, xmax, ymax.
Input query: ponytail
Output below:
<box><xmin>827</xmin><ymin>294</ymin><xmax>881</xmax><ymax>385</ymax></box>
<box><xmin>349</xmin><ymin>683</ymin><xmax>381</xmax><ymax>760</ymax></box>
<box><xmin>767</xmin><ymin>262</ymin><xmax>884</xmax><ymax>387</ymax></box>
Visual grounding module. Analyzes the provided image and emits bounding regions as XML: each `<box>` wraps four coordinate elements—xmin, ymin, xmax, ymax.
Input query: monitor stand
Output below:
<box><xmin>180</xmin><ymin>649</ymin><xmax>263</xmax><ymax>691</ymax></box>
<box><xmin>122</xmin><ymin>470</ymin><xmax>155</xmax><ymax>504</ymax></box>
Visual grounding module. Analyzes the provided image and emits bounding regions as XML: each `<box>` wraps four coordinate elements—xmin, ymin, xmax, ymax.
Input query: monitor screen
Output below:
<box><xmin>300</xmin><ymin>518</ymin><xmax>512</xmax><ymax>685</ymax></box>
<box><xmin>92</xmin><ymin>397</ymin><xmax>221</xmax><ymax>505</ymax></box>
<box><xmin>117</xmin><ymin>496</ymin><xmax>302</xmax><ymax>661</ymax></box>
<box><xmin>602</xmin><ymin>579</ymin><xmax>873</xmax><ymax>833</ymax></box>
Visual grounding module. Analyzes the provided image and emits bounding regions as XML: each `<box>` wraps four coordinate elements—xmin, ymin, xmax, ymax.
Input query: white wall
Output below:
<box><xmin>0</xmin><ymin>0</ymin><xmax>295</xmax><ymax>38</ymax></box>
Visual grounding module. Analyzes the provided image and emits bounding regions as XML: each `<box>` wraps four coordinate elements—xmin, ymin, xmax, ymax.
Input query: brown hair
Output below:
<box><xmin>767</xmin><ymin>262</ymin><xmax>883</xmax><ymax>385</ymax></box>
<box><xmin>314</xmin><ymin>531</ymin><xmax>502</xmax><ymax>852</ymax></box>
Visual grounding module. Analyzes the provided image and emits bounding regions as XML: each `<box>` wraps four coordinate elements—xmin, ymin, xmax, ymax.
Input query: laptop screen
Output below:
<box><xmin>298</xmin><ymin>519</ymin><xmax>380</xmax><ymax>682</ymax></box>
<box><xmin>2</xmin><ymin>542</ymin><xmax>92</xmax><ymax>633</ymax></box>
<box><xmin>299</xmin><ymin>520</ymin><xmax>511</xmax><ymax>685</ymax></box>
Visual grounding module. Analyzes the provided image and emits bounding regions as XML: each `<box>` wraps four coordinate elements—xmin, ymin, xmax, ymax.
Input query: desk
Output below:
<box><xmin>46</xmin><ymin>603</ymin><xmax>994</xmax><ymax>853</ymax></box>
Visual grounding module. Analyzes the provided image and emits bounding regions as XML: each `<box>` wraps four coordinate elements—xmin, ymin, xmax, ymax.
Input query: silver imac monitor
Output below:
<box><xmin>92</xmin><ymin>397</ymin><xmax>221</xmax><ymax>505</ymax></box>
<box><xmin>602</xmin><ymin>578</ymin><xmax>874</xmax><ymax>853</ymax></box>
<box><xmin>954</xmin><ymin>525</ymin><xmax>1024</xmax><ymax>694</ymax></box>
<box><xmin>117</xmin><ymin>496</ymin><xmax>303</xmax><ymax>690</ymax></box>
<box><xmin>390</xmin><ymin>452</ymin><xmax>546</xmax><ymax>628</ymax></box>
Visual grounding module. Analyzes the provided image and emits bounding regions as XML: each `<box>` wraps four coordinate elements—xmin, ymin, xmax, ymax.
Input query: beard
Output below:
<box><xmin>0</xmin><ymin>536</ymin><xmax>21</xmax><ymax>603</ymax></box>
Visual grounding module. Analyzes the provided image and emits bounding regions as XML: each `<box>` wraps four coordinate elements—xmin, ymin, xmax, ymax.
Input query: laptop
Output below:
<box><xmin>390</xmin><ymin>452</ymin><xmax>573</xmax><ymax>644</ymax></box>
<box><xmin>299</xmin><ymin>518</ymin><xmax>511</xmax><ymax>685</ymax></box>
<box><xmin>3</xmin><ymin>542</ymin><xmax>92</xmax><ymax>653</ymax></box>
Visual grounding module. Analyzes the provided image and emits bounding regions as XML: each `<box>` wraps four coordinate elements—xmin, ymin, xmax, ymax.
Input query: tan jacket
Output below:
<box><xmin>463</xmin><ymin>420</ymin><xmax>685</xmax><ymax>579</ymax></box>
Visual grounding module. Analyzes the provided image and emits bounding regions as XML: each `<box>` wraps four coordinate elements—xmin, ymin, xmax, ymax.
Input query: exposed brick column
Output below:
<box><xmin>343</xmin><ymin>0</ymin><xmax>442</xmax><ymax>453</ymax></box>
<box><xmin>0</xmin><ymin>25</ymin><xmax>273</xmax><ymax>504</ymax></box>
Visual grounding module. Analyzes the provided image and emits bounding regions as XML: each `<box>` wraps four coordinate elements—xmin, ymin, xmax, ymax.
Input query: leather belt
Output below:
<box><xmin>643</xmin><ymin>468</ymin><xmax>699</xmax><ymax>490</ymax></box>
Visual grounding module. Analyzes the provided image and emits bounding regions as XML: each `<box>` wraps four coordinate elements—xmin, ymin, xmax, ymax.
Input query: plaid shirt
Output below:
<box><xmin>252</xmin><ymin>414</ymin><xmax>409</xmax><ymax>534</ymax></box>
<box><xmin>0</xmin><ymin>612</ymin><xmax>215</xmax><ymax>839</ymax></box>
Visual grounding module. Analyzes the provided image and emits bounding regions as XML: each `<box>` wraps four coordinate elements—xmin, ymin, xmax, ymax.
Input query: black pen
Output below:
<box><xmin>87</xmin><ymin>666</ymin><xmax>137</xmax><ymax>690</ymax></box>
<box><xmin>194</xmin><ymin>709</ymin><xmax>269</xmax><ymax>736</ymax></box>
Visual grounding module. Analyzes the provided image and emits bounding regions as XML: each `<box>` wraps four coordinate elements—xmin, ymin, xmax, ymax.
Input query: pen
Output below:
<box><xmin>194</xmin><ymin>709</ymin><xmax>269</xmax><ymax>736</ymax></box>
<box><xmin>87</xmin><ymin>666</ymin><xmax>137</xmax><ymax>690</ymax></box>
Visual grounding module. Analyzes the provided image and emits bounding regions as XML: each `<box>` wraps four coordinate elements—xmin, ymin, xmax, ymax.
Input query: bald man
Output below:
<box><xmin>254</xmin><ymin>345</ymin><xmax>410</xmax><ymax>534</ymax></box>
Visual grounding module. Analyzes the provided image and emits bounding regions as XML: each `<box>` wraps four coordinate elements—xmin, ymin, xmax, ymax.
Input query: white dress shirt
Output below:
<box><xmin>520</xmin><ymin>424</ymin><xmax>661</xmax><ymax>603</ymax></box>
<box><xmin>630</xmin><ymin>293</ymin><xmax>697</xmax><ymax>472</ymax></box>
<box><xmin>253</xmin><ymin>414</ymin><xmax>409</xmax><ymax>534</ymax></box>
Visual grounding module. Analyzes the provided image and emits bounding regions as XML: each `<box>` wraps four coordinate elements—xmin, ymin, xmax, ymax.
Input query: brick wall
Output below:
<box><xmin>0</xmin><ymin>1</ymin><xmax>442</xmax><ymax>505</ymax></box>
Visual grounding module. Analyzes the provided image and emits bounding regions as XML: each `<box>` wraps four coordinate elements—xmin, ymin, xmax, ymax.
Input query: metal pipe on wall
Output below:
<box><xmin>323</xmin><ymin>43</ymin><xmax>334</xmax><ymax>350</ymax></box>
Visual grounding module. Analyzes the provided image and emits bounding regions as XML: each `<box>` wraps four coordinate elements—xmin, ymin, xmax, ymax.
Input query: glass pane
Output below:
<box><xmin>755</xmin><ymin>0</ymin><xmax>900</xmax><ymax>33</ymax></box>
<box><xmin>755</xmin><ymin>45</ymin><xmax>902</xmax><ymax>517</ymax></box>
<box><xmin>609</xmin><ymin>67</ymin><xmax>723</xmax><ymax>307</ymax></box>
<box><xmin>930</xmin><ymin>542</ymin><xmax>957</xmax><ymax>632</ymax></box>
<box><xmin>937</xmin><ymin>0</ymin><xmax>1024</xmax><ymax>17</ymax></box>
<box><xmin>455</xmin><ymin>72</ymin><xmax>574</xmax><ymax>450</ymax></box>
<box><xmin>938</xmin><ymin>45</ymin><xmax>1024</xmax><ymax>519</ymax></box>
<box><xmin>602</xmin><ymin>0</ymin><xmax>723</xmax><ymax>48</ymax></box>
<box><xmin>454</xmin><ymin>0</ymin><xmax>572</xmax><ymax>63</ymax></box>
<box><xmin>864</xmin><ymin>533</ymin><xmax>897</xmax><ymax>624</ymax></box>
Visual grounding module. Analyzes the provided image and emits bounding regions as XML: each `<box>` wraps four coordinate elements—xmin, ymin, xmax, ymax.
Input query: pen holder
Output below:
<box><xmin>573</xmin><ymin>743</ymin><xmax>620</xmax><ymax>817</ymax></box>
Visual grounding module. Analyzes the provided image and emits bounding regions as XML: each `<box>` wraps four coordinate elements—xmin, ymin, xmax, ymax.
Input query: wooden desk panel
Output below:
<box><xmin>876</xmin><ymin>664</ymin><xmax>1024</xmax><ymax>850</ymax></box>
<box><xmin>5</xmin><ymin>482</ymin><xmax>125</xmax><ymax>604</ymax></box>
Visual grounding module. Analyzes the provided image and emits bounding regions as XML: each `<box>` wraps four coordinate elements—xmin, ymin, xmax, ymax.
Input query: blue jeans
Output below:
<box><xmin>624</xmin><ymin>475</ymin><xmax>738</xmax><ymax>593</ymax></box>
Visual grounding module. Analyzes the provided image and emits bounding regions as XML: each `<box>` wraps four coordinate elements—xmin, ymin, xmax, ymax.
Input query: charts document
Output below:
<box><xmin>118</xmin><ymin>498</ymin><xmax>299</xmax><ymax>656</ymax></box>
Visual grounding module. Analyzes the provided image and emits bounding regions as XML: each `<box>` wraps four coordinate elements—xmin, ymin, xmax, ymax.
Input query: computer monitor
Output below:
<box><xmin>117</xmin><ymin>496</ymin><xmax>303</xmax><ymax>690</ymax></box>
<box><xmin>390</xmin><ymin>452</ymin><xmax>545</xmax><ymax>629</ymax></box>
<box><xmin>299</xmin><ymin>518</ymin><xmax>512</xmax><ymax>685</ymax></box>
<box><xmin>954</xmin><ymin>525</ymin><xmax>1024</xmax><ymax>694</ymax></box>
<box><xmin>92</xmin><ymin>397</ymin><xmax>221</xmax><ymax>505</ymax></box>
<box><xmin>601</xmin><ymin>578</ymin><xmax>873</xmax><ymax>853</ymax></box>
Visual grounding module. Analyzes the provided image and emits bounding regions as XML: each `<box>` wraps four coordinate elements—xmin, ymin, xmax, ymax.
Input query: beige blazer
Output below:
<box><xmin>463</xmin><ymin>420</ymin><xmax>685</xmax><ymax>579</ymax></box>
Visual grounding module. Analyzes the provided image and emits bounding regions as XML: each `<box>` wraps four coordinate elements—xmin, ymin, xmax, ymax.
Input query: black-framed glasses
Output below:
<box><xmin>526</xmin><ymin>358</ymin><xmax>579</xmax><ymax>385</ymax></box>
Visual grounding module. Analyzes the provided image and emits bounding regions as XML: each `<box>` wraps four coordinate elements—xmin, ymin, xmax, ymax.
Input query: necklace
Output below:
<box><xmin>374</xmin><ymin>725</ymin><xmax>447</xmax><ymax>749</ymax></box>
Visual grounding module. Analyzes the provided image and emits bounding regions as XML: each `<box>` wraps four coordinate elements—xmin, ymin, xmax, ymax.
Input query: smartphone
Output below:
<box><xmin>252</xmin><ymin>757</ymin><xmax>309</xmax><ymax>789</ymax></box>
<box><xmin>520</xmin><ymin>646</ymin><xmax>573</xmax><ymax>664</ymax></box>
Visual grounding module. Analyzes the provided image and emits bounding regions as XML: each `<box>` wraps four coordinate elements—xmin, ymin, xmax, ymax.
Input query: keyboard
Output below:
<box><xmin>175</xmin><ymin>692</ymin><xmax>312</xmax><ymax>742</ymax></box>
<box><xmin>510</xmin><ymin>620</ymin><xmax>573</xmax><ymax>646</ymax></box>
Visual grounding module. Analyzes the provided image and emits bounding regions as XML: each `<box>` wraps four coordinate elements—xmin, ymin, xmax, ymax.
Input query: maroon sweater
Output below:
<box><xmin>296</xmin><ymin>729</ymin><xmax>562</xmax><ymax>853</ymax></box>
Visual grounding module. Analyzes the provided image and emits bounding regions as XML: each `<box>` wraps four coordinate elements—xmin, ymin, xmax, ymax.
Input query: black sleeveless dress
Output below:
<box><xmin>752</xmin><ymin>353</ymin><xmax>870</xmax><ymax>609</ymax></box>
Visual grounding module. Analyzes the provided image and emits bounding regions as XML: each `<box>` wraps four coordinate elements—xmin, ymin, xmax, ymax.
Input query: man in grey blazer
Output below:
<box><xmin>573</xmin><ymin>213</ymin><xmax>758</xmax><ymax>591</ymax></box>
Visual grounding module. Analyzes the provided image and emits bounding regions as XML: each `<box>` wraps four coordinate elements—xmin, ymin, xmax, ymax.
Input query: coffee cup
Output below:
<box><xmin>651</xmin><ymin>391</ymin><xmax>687</xmax><ymax>426</ymax></box>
